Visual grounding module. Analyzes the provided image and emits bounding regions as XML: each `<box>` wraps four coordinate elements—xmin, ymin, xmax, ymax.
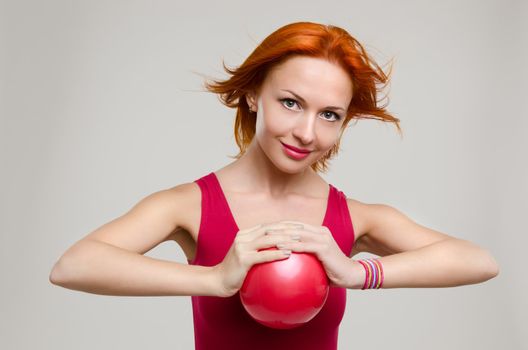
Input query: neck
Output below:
<box><xmin>224</xmin><ymin>139</ymin><xmax>320</xmax><ymax>198</ymax></box>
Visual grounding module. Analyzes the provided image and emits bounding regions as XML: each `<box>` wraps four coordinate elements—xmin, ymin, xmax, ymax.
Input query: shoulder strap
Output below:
<box><xmin>326</xmin><ymin>185</ymin><xmax>355</xmax><ymax>256</ymax></box>
<box><xmin>190</xmin><ymin>172</ymin><xmax>238</xmax><ymax>266</ymax></box>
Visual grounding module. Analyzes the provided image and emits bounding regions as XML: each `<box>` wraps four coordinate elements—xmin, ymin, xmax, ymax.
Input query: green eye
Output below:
<box><xmin>280</xmin><ymin>98</ymin><xmax>298</xmax><ymax>109</ymax></box>
<box><xmin>323</xmin><ymin>111</ymin><xmax>341</xmax><ymax>121</ymax></box>
<box><xmin>279</xmin><ymin>98</ymin><xmax>341</xmax><ymax>122</ymax></box>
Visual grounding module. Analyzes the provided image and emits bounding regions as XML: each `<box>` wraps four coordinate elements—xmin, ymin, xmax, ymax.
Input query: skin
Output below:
<box><xmin>49</xmin><ymin>55</ymin><xmax>500</xmax><ymax>298</ymax></box>
<box><xmin>214</xmin><ymin>55</ymin><xmax>356</xmax><ymax>293</ymax></box>
<box><xmin>215</xmin><ymin>55</ymin><xmax>500</xmax><ymax>293</ymax></box>
<box><xmin>221</xmin><ymin>55</ymin><xmax>351</xmax><ymax>196</ymax></box>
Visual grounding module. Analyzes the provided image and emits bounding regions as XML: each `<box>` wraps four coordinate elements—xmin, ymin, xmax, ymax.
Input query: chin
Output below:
<box><xmin>274</xmin><ymin>157</ymin><xmax>314</xmax><ymax>175</ymax></box>
<box><xmin>259</xmin><ymin>138</ymin><xmax>315</xmax><ymax>174</ymax></box>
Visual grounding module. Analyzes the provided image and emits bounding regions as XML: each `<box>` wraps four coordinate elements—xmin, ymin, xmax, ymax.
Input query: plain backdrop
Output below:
<box><xmin>1</xmin><ymin>0</ymin><xmax>526</xmax><ymax>349</ymax></box>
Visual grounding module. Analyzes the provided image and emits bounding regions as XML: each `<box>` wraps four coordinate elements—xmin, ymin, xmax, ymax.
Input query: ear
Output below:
<box><xmin>245</xmin><ymin>91</ymin><xmax>257</xmax><ymax>111</ymax></box>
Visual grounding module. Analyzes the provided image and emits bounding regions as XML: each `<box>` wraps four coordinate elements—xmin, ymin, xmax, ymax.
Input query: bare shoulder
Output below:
<box><xmin>346</xmin><ymin>199</ymin><xmax>418</xmax><ymax>238</ymax></box>
<box><xmin>166</xmin><ymin>181</ymin><xmax>200</xmax><ymax>201</ymax></box>
<box><xmin>164</xmin><ymin>181</ymin><xmax>201</xmax><ymax>237</ymax></box>
<box><xmin>346</xmin><ymin>199</ymin><xmax>453</xmax><ymax>257</ymax></box>
<box><xmin>150</xmin><ymin>181</ymin><xmax>198</xmax><ymax>219</ymax></box>
<box><xmin>74</xmin><ymin>181</ymin><xmax>202</xmax><ymax>256</ymax></box>
<box><xmin>345</xmin><ymin>198</ymin><xmax>371</xmax><ymax>241</ymax></box>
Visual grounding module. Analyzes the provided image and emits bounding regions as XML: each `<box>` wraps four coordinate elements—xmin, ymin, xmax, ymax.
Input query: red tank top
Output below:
<box><xmin>188</xmin><ymin>172</ymin><xmax>355</xmax><ymax>350</ymax></box>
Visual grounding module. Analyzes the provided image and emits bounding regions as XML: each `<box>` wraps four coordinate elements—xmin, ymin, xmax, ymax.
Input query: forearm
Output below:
<box><xmin>50</xmin><ymin>239</ymin><xmax>222</xmax><ymax>297</ymax></box>
<box><xmin>347</xmin><ymin>238</ymin><xmax>500</xmax><ymax>289</ymax></box>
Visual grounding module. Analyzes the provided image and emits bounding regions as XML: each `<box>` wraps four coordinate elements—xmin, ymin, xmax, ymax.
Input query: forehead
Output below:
<box><xmin>264</xmin><ymin>56</ymin><xmax>353</xmax><ymax>102</ymax></box>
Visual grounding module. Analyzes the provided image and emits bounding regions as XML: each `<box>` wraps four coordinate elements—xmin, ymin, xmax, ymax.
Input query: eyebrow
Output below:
<box><xmin>280</xmin><ymin>89</ymin><xmax>345</xmax><ymax>112</ymax></box>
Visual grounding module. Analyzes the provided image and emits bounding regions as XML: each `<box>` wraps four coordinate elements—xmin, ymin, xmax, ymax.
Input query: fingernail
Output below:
<box><xmin>282</xmin><ymin>249</ymin><xmax>292</xmax><ymax>255</ymax></box>
<box><xmin>291</xmin><ymin>235</ymin><xmax>300</xmax><ymax>241</ymax></box>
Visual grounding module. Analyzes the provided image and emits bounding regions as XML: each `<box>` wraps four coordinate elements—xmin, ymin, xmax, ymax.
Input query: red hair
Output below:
<box><xmin>202</xmin><ymin>21</ymin><xmax>401</xmax><ymax>173</ymax></box>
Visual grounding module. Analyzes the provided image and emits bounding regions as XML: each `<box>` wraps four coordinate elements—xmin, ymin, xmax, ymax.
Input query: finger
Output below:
<box><xmin>278</xmin><ymin>220</ymin><xmax>305</xmax><ymax>227</ymax></box>
<box><xmin>266</xmin><ymin>228</ymin><xmax>325</xmax><ymax>244</ymax></box>
<box><xmin>265</xmin><ymin>230</ymin><xmax>302</xmax><ymax>241</ymax></box>
<box><xmin>279</xmin><ymin>220</ymin><xmax>322</xmax><ymax>232</ymax></box>
<box><xmin>248</xmin><ymin>233</ymin><xmax>300</xmax><ymax>251</ymax></box>
<box><xmin>259</xmin><ymin>223</ymin><xmax>304</xmax><ymax>236</ymax></box>
<box><xmin>276</xmin><ymin>221</ymin><xmax>327</xmax><ymax>235</ymax></box>
<box><xmin>263</xmin><ymin>223</ymin><xmax>304</xmax><ymax>234</ymax></box>
<box><xmin>237</xmin><ymin>222</ymin><xmax>304</xmax><ymax>243</ymax></box>
<box><xmin>276</xmin><ymin>241</ymin><xmax>321</xmax><ymax>254</ymax></box>
<box><xmin>238</xmin><ymin>223</ymin><xmax>266</xmax><ymax>235</ymax></box>
<box><xmin>252</xmin><ymin>248</ymin><xmax>292</xmax><ymax>264</ymax></box>
<box><xmin>270</xmin><ymin>222</ymin><xmax>305</xmax><ymax>229</ymax></box>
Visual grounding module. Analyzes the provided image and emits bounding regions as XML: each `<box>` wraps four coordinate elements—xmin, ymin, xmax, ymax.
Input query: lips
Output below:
<box><xmin>280</xmin><ymin>142</ymin><xmax>312</xmax><ymax>153</ymax></box>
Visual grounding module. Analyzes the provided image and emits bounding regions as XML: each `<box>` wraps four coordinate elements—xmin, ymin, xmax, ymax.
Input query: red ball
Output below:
<box><xmin>239</xmin><ymin>247</ymin><xmax>329</xmax><ymax>329</ymax></box>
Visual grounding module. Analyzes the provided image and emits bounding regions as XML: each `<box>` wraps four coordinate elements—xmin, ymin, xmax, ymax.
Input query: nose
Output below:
<box><xmin>292</xmin><ymin>113</ymin><xmax>317</xmax><ymax>145</ymax></box>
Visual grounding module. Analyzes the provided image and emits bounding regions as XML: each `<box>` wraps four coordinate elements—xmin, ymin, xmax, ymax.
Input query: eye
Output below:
<box><xmin>279</xmin><ymin>98</ymin><xmax>342</xmax><ymax>122</ymax></box>
<box><xmin>322</xmin><ymin>111</ymin><xmax>342</xmax><ymax>122</ymax></box>
<box><xmin>280</xmin><ymin>98</ymin><xmax>300</xmax><ymax>110</ymax></box>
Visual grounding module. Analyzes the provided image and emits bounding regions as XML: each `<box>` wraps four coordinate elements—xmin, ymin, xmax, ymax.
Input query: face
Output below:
<box><xmin>246</xmin><ymin>55</ymin><xmax>353</xmax><ymax>173</ymax></box>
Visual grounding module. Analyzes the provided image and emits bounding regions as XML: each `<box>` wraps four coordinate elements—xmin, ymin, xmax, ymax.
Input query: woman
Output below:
<box><xmin>49</xmin><ymin>22</ymin><xmax>499</xmax><ymax>349</ymax></box>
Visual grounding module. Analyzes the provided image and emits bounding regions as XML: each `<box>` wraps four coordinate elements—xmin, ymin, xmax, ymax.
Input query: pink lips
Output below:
<box><xmin>280</xmin><ymin>141</ymin><xmax>311</xmax><ymax>160</ymax></box>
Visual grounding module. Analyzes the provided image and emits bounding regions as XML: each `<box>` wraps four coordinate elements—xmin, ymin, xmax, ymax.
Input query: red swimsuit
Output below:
<box><xmin>188</xmin><ymin>172</ymin><xmax>355</xmax><ymax>350</ymax></box>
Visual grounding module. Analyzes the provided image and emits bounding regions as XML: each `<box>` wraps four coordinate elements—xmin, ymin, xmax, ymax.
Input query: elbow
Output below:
<box><xmin>49</xmin><ymin>267</ymin><xmax>61</xmax><ymax>286</ymax></box>
<box><xmin>487</xmin><ymin>260</ymin><xmax>500</xmax><ymax>280</ymax></box>
<box><xmin>50</xmin><ymin>248</ymin><xmax>84</xmax><ymax>287</ymax></box>
<box><xmin>49</xmin><ymin>241</ymin><xmax>91</xmax><ymax>286</ymax></box>
<box><xmin>457</xmin><ymin>241</ymin><xmax>500</xmax><ymax>283</ymax></box>
<box><xmin>49</xmin><ymin>257</ymin><xmax>70</xmax><ymax>286</ymax></box>
<box><xmin>480</xmin><ymin>249</ymin><xmax>500</xmax><ymax>282</ymax></box>
<box><xmin>481</xmin><ymin>265</ymin><xmax>499</xmax><ymax>283</ymax></box>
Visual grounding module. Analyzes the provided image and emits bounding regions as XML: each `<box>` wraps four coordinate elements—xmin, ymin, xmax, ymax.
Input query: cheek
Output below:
<box><xmin>265</xmin><ymin>116</ymin><xmax>288</xmax><ymax>134</ymax></box>
<box><xmin>320</xmin><ymin>124</ymin><xmax>340</xmax><ymax>144</ymax></box>
<box><xmin>258</xmin><ymin>110</ymin><xmax>292</xmax><ymax>136</ymax></box>
<box><xmin>319</xmin><ymin>128</ymin><xmax>341</xmax><ymax>149</ymax></box>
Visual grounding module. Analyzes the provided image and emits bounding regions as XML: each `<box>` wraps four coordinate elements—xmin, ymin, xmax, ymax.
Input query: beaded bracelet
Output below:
<box><xmin>357</xmin><ymin>258</ymin><xmax>384</xmax><ymax>289</ymax></box>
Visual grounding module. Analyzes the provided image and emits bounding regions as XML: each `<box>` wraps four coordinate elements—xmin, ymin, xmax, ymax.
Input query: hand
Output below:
<box><xmin>265</xmin><ymin>220</ymin><xmax>355</xmax><ymax>288</ymax></box>
<box><xmin>213</xmin><ymin>221</ymin><xmax>304</xmax><ymax>297</ymax></box>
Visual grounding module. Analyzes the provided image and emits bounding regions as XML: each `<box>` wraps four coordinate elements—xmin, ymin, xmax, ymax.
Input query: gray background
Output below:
<box><xmin>1</xmin><ymin>0</ymin><xmax>526</xmax><ymax>349</ymax></box>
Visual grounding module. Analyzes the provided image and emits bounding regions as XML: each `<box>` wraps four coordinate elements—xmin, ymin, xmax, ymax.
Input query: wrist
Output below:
<box><xmin>355</xmin><ymin>258</ymin><xmax>385</xmax><ymax>289</ymax></box>
<box><xmin>209</xmin><ymin>264</ymin><xmax>234</xmax><ymax>298</ymax></box>
<box><xmin>348</xmin><ymin>259</ymin><xmax>367</xmax><ymax>289</ymax></box>
<box><xmin>209</xmin><ymin>265</ymin><xmax>226</xmax><ymax>297</ymax></box>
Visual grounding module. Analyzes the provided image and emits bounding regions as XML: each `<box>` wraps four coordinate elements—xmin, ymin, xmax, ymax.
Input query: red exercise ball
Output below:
<box><xmin>239</xmin><ymin>247</ymin><xmax>329</xmax><ymax>329</ymax></box>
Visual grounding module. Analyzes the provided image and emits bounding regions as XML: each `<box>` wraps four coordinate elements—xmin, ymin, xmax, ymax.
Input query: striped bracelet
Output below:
<box><xmin>356</xmin><ymin>258</ymin><xmax>384</xmax><ymax>289</ymax></box>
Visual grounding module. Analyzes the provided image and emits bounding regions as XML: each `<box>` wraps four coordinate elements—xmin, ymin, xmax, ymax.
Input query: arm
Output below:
<box><xmin>346</xmin><ymin>203</ymin><xmax>500</xmax><ymax>289</ymax></box>
<box><xmin>49</xmin><ymin>185</ymin><xmax>223</xmax><ymax>297</ymax></box>
<box><xmin>50</xmin><ymin>239</ymin><xmax>221</xmax><ymax>296</ymax></box>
